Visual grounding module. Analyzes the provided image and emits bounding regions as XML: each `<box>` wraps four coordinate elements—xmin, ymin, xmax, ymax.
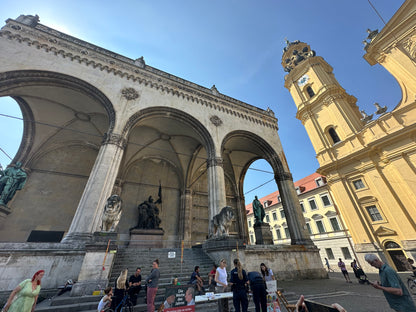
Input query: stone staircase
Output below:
<box><xmin>35</xmin><ymin>245</ymin><xmax>216</xmax><ymax>312</ymax></box>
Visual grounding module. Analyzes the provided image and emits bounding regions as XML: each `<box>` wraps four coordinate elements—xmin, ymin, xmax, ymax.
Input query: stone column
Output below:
<box><xmin>62</xmin><ymin>132</ymin><xmax>126</xmax><ymax>244</ymax></box>
<box><xmin>275</xmin><ymin>172</ymin><xmax>314</xmax><ymax>245</ymax></box>
<box><xmin>206</xmin><ymin>156</ymin><xmax>226</xmax><ymax>235</ymax></box>
<box><xmin>180</xmin><ymin>188</ymin><xmax>193</xmax><ymax>247</ymax></box>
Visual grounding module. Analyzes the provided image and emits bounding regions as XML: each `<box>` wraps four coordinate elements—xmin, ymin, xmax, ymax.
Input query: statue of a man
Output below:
<box><xmin>252</xmin><ymin>196</ymin><xmax>265</xmax><ymax>225</ymax></box>
<box><xmin>0</xmin><ymin>162</ymin><xmax>27</xmax><ymax>206</ymax></box>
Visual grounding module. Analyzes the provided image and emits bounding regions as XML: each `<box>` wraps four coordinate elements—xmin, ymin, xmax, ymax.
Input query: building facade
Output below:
<box><xmin>246</xmin><ymin>173</ymin><xmax>355</xmax><ymax>268</ymax></box>
<box><xmin>282</xmin><ymin>0</ymin><xmax>416</xmax><ymax>272</ymax></box>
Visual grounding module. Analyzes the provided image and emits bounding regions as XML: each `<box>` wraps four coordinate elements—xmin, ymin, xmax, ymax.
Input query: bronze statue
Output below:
<box><xmin>134</xmin><ymin>193</ymin><xmax>162</xmax><ymax>230</ymax></box>
<box><xmin>252</xmin><ymin>196</ymin><xmax>265</xmax><ymax>225</ymax></box>
<box><xmin>0</xmin><ymin>162</ymin><xmax>27</xmax><ymax>206</ymax></box>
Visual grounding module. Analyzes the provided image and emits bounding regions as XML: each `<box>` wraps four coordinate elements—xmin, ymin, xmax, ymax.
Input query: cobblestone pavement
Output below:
<box><xmin>277</xmin><ymin>272</ymin><xmax>416</xmax><ymax>312</ymax></box>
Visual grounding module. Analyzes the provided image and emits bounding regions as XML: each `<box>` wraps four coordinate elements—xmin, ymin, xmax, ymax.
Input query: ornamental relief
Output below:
<box><xmin>121</xmin><ymin>87</ymin><xmax>140</xmax><ymax>100</ymax></box>
<box><xmin>209</xmin><ymin>115</ymin><xmax>223</xmax><ymax>127</ymax></box>
<box><xmin>402</xmin><ymin>36</ymin><xmax>416</xmax><ymax>61</ymax></box>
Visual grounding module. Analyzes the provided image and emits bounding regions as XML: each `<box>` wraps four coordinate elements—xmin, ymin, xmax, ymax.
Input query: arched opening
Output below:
<box><xmin>306</xmin><ymin>86</ymin><xmax>315</xmax><ymax>98</ymax></box>
<box><xmin>0</xmin><ymin>96</ymin><xmax>23</xmax><ymax>166</ymax></box>
<box><xmin>120</xmin><ymin>107</ymin><xmax>215</xmax><ymax>246</ymax></box>
<box><xmin>384</xmin><ymin>241</ymin><xmax>407</xmax><ymax>271</ymax></box>
<box><xmin>328</xmin><ymin>127</ymin><xmax>341</xmax><ymax>144</ymax></box>
<box><xmin>0</xmin><ymin>70</ymin><xmax>115</xmax><ymax>242</ymax></box>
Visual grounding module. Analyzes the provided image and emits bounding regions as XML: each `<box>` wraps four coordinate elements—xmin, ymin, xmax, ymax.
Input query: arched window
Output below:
<box><xmin>306</xmin><ymin>86</ymin><xmax>315</xmax><ymax>98</ymax></box>
<box><xmin>328</xmin><ymin>127</ymin><xmax>340</xmax><ymax>144</ymax></box>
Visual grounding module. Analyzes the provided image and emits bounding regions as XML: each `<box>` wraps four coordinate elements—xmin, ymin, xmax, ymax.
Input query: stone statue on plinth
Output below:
<box><xmin>101</xmin><ymin>194</ymin><xmax>122</xmax><ymax>232</ymax></box>
<box><xmin>252</xmin><ymin>196</ymin><xmax>265</xmax><ymax>226</ymax></box>
<box><xmin>0</xmin><ymin>162</ymin><xmax>27</xmax><ymax>206</ymax></box>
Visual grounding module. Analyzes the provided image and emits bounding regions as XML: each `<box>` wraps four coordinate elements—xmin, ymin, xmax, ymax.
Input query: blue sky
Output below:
<box><xmin>0</xmin><ymin>1</ymin><xmax>403</xmax><ymax>199</ymax></box>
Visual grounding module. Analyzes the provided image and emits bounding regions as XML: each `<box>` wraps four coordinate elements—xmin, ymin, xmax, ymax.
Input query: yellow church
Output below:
<box><xmin>282</xmin><ymin>0</ymin><xmax>416</xmax><ymax>272</ymax></box>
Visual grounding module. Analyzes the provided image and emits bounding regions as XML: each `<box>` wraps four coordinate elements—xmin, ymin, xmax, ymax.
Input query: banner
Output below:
<box><xmin>161</xmin><ymin>285</ymin><xmax>195</xmax><ymax>312</ymax></box>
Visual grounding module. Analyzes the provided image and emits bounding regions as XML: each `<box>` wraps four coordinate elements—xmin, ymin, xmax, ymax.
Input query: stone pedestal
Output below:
<box><xmin>129</xmin><ymin>228</ymin><xmax>164</xmax><ymax>247</ymax></box>
<box><xmin>254</xmin><ymin>222</ymin><xmax>273</xmax><ymax>245</ymax></box>
<box><xmin>70</xmin><ymin>232</ymin><xmax>118</xmax><ymax>296</ymax></box>
<box><xmin>0</xmin><ymin>204</ymin><xmax>11</xmax><ymax>229</ymax></box>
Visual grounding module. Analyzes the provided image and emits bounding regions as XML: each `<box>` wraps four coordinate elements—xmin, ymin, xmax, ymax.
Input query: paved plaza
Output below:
<box><xmin>277</xmin><ymin>272</ymin><xmax>416</xmax><ymax>312</ymax></box>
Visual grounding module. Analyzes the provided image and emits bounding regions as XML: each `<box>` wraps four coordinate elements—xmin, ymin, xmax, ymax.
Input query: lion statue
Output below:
<box><xmin>101</xmin><ymin>194</ymin><xmax>122</xmax><ymax>232</ymax></box>
<box><xmin>209</xmin><ymin>206</ymin><xmax>235</xmax><ymax>238</ymax></box>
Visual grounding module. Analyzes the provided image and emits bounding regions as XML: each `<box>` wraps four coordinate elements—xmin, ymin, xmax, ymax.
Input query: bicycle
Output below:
<box><xmin>407</xmin><ymin>275</ymin><xmax>416</xmax><ymax>295</ymax></box>
<box><xmin>104</xmin><ymin>293</ymin><xmax>134</xmax><ymax>312</ymax></box>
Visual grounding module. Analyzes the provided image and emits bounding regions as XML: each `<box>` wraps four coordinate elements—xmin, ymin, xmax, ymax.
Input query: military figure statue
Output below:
<box><xmin>134</xmin><ymin>188</ymin><xmax>162</xmax><ymax>230</ymax></box>
<box><xmin>0</xmin><ymin>162</ymin><xmax>27</xmax><ymax>206</ymax></box>
<box><xmin>252</xmin><ymin>195</ymin><xmax>265</xmax><ymax>226</ymax></box>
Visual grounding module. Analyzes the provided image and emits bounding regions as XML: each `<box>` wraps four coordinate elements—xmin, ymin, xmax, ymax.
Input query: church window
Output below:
<box><xmin>316</xmin><ymin>220</ymin><xmax>325</xmax><ymax>233</ymax></box>
<box><xmin>353</xmin><ymin>179</ymin><xmax>365</xmax><ymax>190</ymax></box>
<box><xmin>366</xmin><ymin>205</ymin><xmax>383</xmax><ymax>221</ymax></box>
<box><xmin>328</xmin><ymin>127</ymin><xmax>341</xmax><ymax>144</ymax></box>
<box><xmin>306</xmin><ymin>86</ymin><xmax>315</xmax><ymax>98</ymax></box>
<box><xmin>341</xmin><ymin>247</ymin><xmax>352</xmax><ymax>259</ymax></box>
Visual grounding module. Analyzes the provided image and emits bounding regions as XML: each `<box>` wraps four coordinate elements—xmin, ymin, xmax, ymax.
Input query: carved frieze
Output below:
<box><xmin>402</xmin><ymin>36</ymin><xmax>416</xmax><ymax>61</ymax></box>
<box><xmin>1</xmin><ymin>18</ymin><xmax>279</xmax><ymax>131</ymax></box>
<box><xmin>121</xmin><ymin>87</ymin><xmax>139</xmax><ymax>101</ymax></box>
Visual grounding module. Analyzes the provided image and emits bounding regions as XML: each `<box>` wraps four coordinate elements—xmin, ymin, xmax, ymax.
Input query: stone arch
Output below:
<box><xmin>0</xmin><ymin>70</ymin><xmax>116</xmax><ymax>163</ymax></box>
<box><xmin>123</xmin><ymin>106</ymin><xmax>215</xmax><ymax>159</ymax></box>
<box><xmin>221</xmin><ymin>130</ymin><xmax>285</xmax><ymax>175</ymax></box>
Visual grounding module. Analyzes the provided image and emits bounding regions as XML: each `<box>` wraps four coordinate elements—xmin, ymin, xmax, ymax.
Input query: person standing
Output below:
<box><xmin>260</xmin><ymin>263</ymin><xmax>275</xmax><ymax>282</ymax></box>
<box><xmin>3</xmin><ymin>270</ymin><xmax>45</xmax><ymax>312</ymax></box>
<box><xmin>215</xmin><ymin>258</ymin><xmax>229</xmax><ymax>312</ymax></box>
<box><xmin>230</xmin><ymin>259</ymin><xmax>248</xmax><ymax>312</ymax></box>
<box><xmin>247</xmin><ymin>271</ymin><xmax>267</xmax><ymax>312</ymax></box>
<box><xmin>365</xmin><ymin>253</ymin><xmax>416</xmax><ymax>312</ymax></box>
<box><xmin>338</xmin><ymin>258</ymin><xmax>352</xmax><ymax>283</ymax></box>
<box><xmin>113</xmin><ymin>269</ymin><xmax>128</xmax><ymax>312</ymax></box>
<box><xmin>146</xmin><ymin>259</ymin><xmax>160</xmax><ymax>312</ymax></box>
<box><xmin>128</xmin><ymin>267</ymin><xmax>142</xmax><ymax>306</ymax></box>
<box><xmin>252</xmin><ymin>196</ymin><xmax>265</xmax><ymax>225</ymax></box>
<box><xmin>325</xmin><ymin>257</ymin><xmax>334</xmax><ymax>272</ymax></box>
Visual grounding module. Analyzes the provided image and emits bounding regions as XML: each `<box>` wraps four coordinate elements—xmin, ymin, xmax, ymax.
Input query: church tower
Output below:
<box><xmin>281</xmin><ymin>41</ymin><xmax>364</xmax><ymax>168</ymax></box>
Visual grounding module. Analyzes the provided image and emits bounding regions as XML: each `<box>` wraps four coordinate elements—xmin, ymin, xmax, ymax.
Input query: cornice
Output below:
<box><xmin>318</xmin><ymin>122</ymin><xmax>416</xmax><ymax>174</ymax></box>
<box><xmin>0</xmin><ymin>19</ymin><xmax>278</xmax><ymax>131</ymax></box>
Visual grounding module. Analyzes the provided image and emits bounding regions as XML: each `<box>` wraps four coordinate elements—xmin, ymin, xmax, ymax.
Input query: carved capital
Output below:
<box><xmin>274</xmin><ymin>172</ymin><xmax>293</xmax><ymax>182</ymax></box>
<box><xmin>102</xmin><ymin>132</ymin><xmax>127</xmax><ymax>149</ymax></box>
<box><xmin>206</xmin><ymin>157</ymin><xmax>224</xmax><ymax>168</ymax></box>
<box><xmin>210</xmin><ymin>115</ymin><xmax>223</xmax><ymax>127</ymax></box>
<box><xmin>121</xmin><ymin>87</ymin><xmax>139</xmax><ymax>100</ymax></box>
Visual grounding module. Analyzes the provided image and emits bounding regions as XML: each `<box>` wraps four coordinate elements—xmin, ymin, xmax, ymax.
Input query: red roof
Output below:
<box><xmin>245</xmin><ymin>172</ymin><xmax>325</xmax><ymax>215</ymax></box>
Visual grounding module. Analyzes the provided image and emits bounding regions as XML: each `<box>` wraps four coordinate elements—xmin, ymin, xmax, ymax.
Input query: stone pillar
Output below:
<box><xmin>206</xmin><ymin>156</ymin><xmax>226</xmax><ymax>235</ymax></box>
<box><xmin>275</xmin><ymin>172</ymin><xmax>314</xmax><ymax>245</ymax></box>
<box><xmin>180</xmin><ymin>188</ymin><xmax>193</xmax><ymax>247</ymax></box>
<box><xmin>62</xmin><ymin>132</ymin><xmax>126</xmax><ymax>244</ymax></box>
